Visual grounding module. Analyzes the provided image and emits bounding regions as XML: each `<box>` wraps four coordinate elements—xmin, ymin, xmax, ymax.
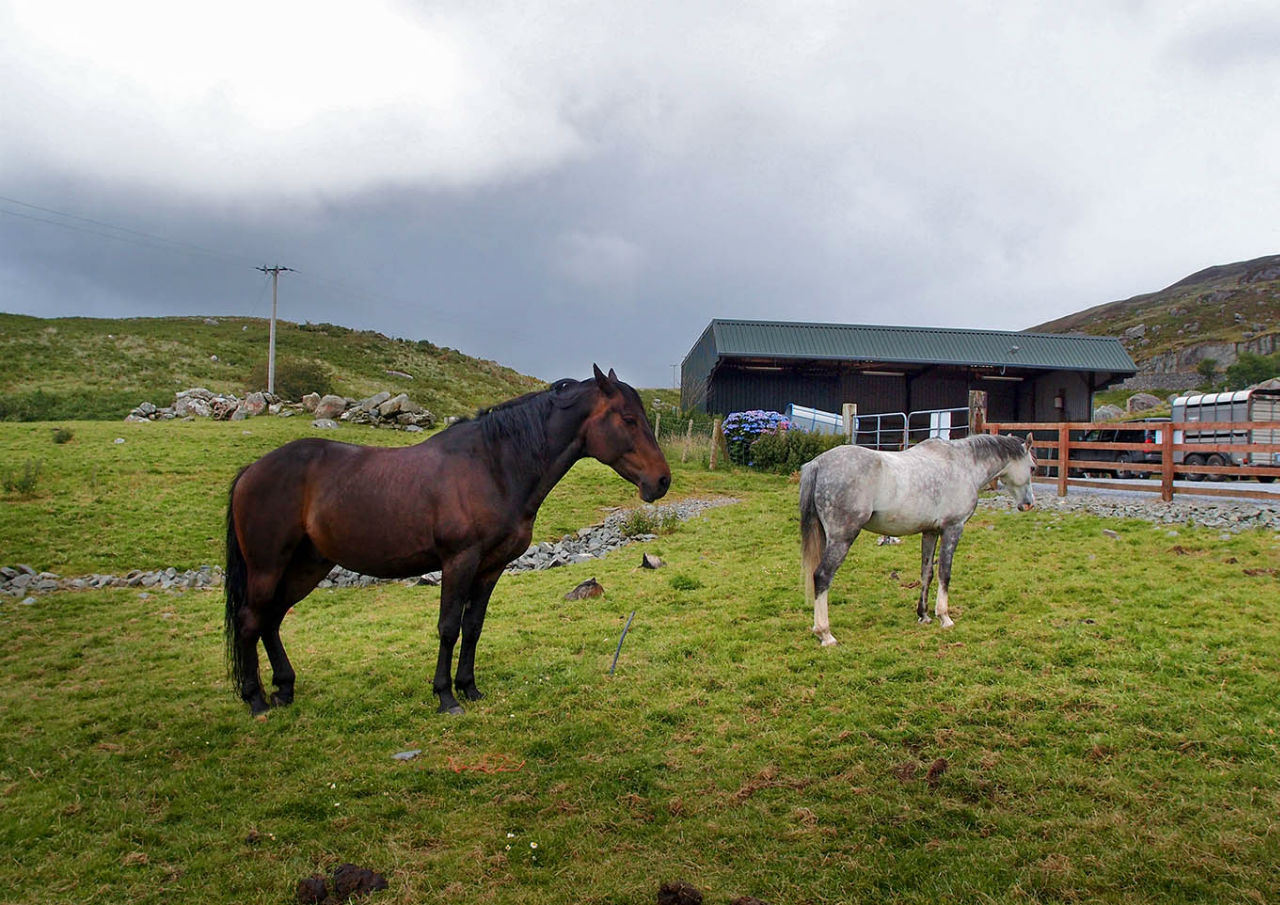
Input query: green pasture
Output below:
<box><xmin>2</xmin><ymin>419</ymin><xmax>1279</xmax><ymax>904</ymax></box>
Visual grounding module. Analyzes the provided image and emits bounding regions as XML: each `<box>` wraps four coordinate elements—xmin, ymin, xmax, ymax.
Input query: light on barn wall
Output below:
<box><xmin>1054</xmin><ymin>390</ymin><xmax>1066</xmax><ymax>411</ymax></box>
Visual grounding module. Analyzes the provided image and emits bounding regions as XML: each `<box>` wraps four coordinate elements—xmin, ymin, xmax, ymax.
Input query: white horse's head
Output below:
<box><xmin>999</xmin><ymin>434</ymin><xmax>1037</xmax><ymax>511</ymax></box>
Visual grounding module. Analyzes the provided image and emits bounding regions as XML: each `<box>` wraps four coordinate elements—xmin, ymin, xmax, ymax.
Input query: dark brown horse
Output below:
<box><xmin>224</xmin><ymin>366</ymin><xmax>670</xmax><ymax>716</ymax></box>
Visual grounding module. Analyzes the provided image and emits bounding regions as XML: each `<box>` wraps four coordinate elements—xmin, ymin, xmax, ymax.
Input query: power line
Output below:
<box><xmin>0</xmin><ymin>193</ymin><xmax>256</xmax><ymax>265</ymax></box>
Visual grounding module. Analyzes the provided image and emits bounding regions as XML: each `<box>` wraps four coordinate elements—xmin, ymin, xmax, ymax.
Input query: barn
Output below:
<box><xmin>680</xmin><ymin>319</ymin><xmax>1137</xmax><ymax>430</ymax></box>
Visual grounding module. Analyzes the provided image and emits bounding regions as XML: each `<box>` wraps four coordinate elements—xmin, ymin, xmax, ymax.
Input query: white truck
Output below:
<box><xmin>1171</xmin><ymin>386</ymin><xmax>1280</xmax><ymax>482</ymax></box>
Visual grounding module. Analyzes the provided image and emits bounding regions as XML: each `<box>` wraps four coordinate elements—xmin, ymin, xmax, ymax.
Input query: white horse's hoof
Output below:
<box><xmin>815</xmin><ymin>631</ymin><xmax>838</xmax><ymax>646</ymax></box>
<box><xmin>917</xmin><ymin>615</ymin><xmax>931</xmax><ymax>624</ymax></box>
<box><xmin>940</xmin><ymin>615</ymin><xmax>954</xmax><ymax>629</ymax></box>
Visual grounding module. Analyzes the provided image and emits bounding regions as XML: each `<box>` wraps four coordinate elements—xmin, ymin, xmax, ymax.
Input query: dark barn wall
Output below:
<box><xmin>837</xmin><ymin>372</ymin><xmax>908</xmax><ymax>414</ymax></box>
<box><xmin>907</xmin><ymin>372</ymin><xmax>970</xmax><ymax>412</ymax></box>
<box><xmin>694</xmin><ymin>359</ymin><xmax>1105</xmax><ymax>424</ymax></box>
<box><xmin>707</xmin><ymin>367</ymin><xmax>838</xmax><ymax>415</ymax></box>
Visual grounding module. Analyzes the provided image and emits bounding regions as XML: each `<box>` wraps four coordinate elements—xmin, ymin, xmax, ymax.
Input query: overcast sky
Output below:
<box><xmin>3</xmin><ymin>0</ymin><xmax>1278</xmax><ymax>388</ymax></box>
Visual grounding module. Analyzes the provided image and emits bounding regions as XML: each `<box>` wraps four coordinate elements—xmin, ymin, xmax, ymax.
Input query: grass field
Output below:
<box><xmin>2</xmin><ymin>418</ymin><xmax>1279</xmax><ymax>904</ymax></box>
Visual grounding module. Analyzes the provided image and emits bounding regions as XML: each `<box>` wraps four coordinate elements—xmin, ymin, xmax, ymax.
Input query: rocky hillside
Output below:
<box><xmin>0</xmin><ymin>313</ymin><xmax>542</xmax><ymax>421</ymax></box>
<box><xmin>1027</xmin><ymin>254</ymin><xmax>1280</xmax><ymax>390</ymax></box>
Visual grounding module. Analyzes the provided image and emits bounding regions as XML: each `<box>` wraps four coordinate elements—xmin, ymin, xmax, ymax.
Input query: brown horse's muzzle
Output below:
<box><xmin>639</xmin><ymin>472</ymin><xmax>671</xmax><ymax>502</ymax></box>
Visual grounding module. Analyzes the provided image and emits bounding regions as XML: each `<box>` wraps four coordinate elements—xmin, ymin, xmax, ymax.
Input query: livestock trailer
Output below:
<box><xmin>1171</xmin><ymin>387</ymin><xmax>1280</xmax><ymax>480</ymax></box>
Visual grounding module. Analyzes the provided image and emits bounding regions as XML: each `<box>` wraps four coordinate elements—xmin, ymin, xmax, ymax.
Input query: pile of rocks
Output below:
<box><xmin>125</xmin><ymin>387</ymin><xmax>435</xmax><ymax>431</ymax></box>
<box><xmin>1</xmin><ymin>564</ymin><xmax>223</xmax><ymax>599</ymax></box>
<box><xmin>306</xmin><ymin>390</ymin><xmax>435</xmax><ymax>431</ymax></box>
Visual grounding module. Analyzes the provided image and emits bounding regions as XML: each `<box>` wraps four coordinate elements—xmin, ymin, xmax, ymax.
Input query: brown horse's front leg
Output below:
<box><xmin>434</xmin><ymin>554</ymin><xmax>479</xmax><ymax>715</ymax></box>
<box><xmin>455</xmin><ymin>571</ymin><xmax>501</xmax><ymax>702</ymax></box>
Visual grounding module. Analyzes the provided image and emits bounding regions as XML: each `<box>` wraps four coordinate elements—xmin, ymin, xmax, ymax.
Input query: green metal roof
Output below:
<box><xmin>700</xmin><ymin>318</ymin><xmax>1136</xmax><ymax>373</ymax></box>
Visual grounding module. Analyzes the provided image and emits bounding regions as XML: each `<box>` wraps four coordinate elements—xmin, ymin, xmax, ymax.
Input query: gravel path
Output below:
<box><xmin>979</xmin><ymin>480</ymin><xmax>1280</xmax><ymax>533</ymax></box>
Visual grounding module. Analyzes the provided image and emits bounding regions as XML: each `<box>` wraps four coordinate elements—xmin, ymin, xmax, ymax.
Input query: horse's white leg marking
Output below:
<box><xmin>936</xmin><ymin>524</ymin><xmax>963</xmax><ymax>629</ymax></box>
<box><xmin>936</xmin><ymin>584</ymin><xmax>953</xmax><ymax>629</ymax></box>
<box><xmin>813</xmin><ymin>589</ymin><xmax>838</xmax><ymax>646</ymax></box>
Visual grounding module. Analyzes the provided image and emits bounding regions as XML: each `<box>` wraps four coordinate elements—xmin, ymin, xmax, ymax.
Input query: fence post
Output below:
<box><xmin>968</xmin><ymin>390</ymin><xmax>988</xmax><ymax>437</ymax></box>
<box><xmin>653</xmin><ymin>411</ymin><xmax>661</xmax><ymax>438</ymax></box>
<box><xmin>709</xmin><ymin>417</ymin><xmax>723</xmax><ymax>470</ymax></box>
<box><xmin>1160</xmin><ymin>424</ymin><xmax>1174</xmax><ymax>502</ymax></box>
<box><xmin>681</xmin><ymin>418</ymin><xmax>693</xmax><ymax>463</ymax></box>
<box><xmin>1057</xmin><ymin>425</ymin><xmax>1070</xmax><ymax>497</ymax></box>
<box><xmin>842</xmin><ymin>403</ymin><xmax>857</xmax><ymax>443</ymax></box>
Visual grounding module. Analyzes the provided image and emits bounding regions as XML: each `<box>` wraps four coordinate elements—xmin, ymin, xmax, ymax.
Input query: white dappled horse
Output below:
<box><xmin>800</xmin><ymin>433</ymin><xmax>1036</xmax><ymax>646</ymax></box>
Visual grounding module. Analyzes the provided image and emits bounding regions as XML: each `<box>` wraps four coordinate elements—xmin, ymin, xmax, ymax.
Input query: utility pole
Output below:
<box><xmin>256</xmin><ymin>265</ymin><xmax>294</xmax><ymax>394</ymax></box>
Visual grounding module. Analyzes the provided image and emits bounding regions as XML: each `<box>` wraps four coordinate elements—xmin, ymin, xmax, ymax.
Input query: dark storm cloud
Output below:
<box><xmin>3</xmin><ymin>0</ymin><xmax>1279</xmax><ymax>387</ymax></box>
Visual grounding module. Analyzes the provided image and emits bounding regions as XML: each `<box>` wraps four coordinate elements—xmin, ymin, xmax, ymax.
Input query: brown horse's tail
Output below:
<box><xmin>224</xmin><ymin>467</ymin><xmax>250</xmax><ymax>693</ymax></box>
<box><xmin>799</xmin><ymin>462</ymin><xmax>825</xmax><ymax>607</ymax></box>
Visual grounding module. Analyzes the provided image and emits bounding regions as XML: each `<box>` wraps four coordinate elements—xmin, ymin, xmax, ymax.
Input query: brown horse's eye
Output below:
<box><xmin>623</xmin><ymin>415</ymin><xmax>638</xmax><ymax>426</ymax></box>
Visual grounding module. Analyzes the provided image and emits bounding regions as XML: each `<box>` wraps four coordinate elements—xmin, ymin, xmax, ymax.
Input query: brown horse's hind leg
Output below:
<box><xmin>264</xmin><ymin>552</ymin><xmax>334</xmax><ymax>707</ymax></box>
<box><xmin>455</xmin><ymin>571</ymin><xmax>501</xmax><ymax>703</ymax></box>
<box><xmin>235</xmin><ymin>594</ymin><xmax>272</xmax><ymax>716</ymax></box>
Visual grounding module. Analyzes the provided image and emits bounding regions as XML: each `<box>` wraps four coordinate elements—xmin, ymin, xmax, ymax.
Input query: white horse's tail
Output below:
<box><xmin>799</xmin><ymin>462</ymin><xmax>825</xmax><ymax>607</ymax></box>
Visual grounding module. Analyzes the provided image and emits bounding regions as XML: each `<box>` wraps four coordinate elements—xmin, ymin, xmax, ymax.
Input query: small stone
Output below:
<box><xmin>1101</xmin><ymin>529</ymin><xmax>1119</xmax><ymax>539</ymax></box>
<box><xmin>565</xmin><ymin>578</ymin><xmax>605</xmax><ymax>600</ymax></box>
<box><xmin>392</xmin><ymin>749</ymin><xmax>422</xmax><ymax>761</ymax></box>
<box><xmin>641</xmin><ymin>553</ymin><xmax>665</xmax><ymax>569</ymax></box>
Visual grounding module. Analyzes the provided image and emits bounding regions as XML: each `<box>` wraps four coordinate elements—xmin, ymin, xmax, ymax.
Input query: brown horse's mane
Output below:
<box><xmin>445</xmin><ymin>378</ymin><xmax>596</xmax><ymax>459</ymax></box>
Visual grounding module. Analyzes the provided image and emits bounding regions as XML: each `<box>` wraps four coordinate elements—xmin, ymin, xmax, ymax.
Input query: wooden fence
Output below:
<box><xmin>985</xmin><ymin>420</ymin><xmax>1280</xmax><ymax>502</ymax></box>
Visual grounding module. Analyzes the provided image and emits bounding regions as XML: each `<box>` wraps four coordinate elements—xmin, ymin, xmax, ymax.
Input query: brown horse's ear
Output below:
<box><xmin>593</xmin><ymin>363</ymin><xmax>619</xmax><ymax>396</ymax></box>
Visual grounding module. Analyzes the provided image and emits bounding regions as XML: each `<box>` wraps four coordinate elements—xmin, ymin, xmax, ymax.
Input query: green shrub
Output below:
<box><xmin>668</xmin><ymin>573</ymin><xmax>702</xmax><ymax>591</ymax></box>
<box><xmin>244</xmin><ymin>357</ymin><xmax>334</xmax><ymax>400</ymax></box>
<box><xmin>617</xmin><ymin>508</ymin><xmax>681</xmax><ymax>538</ymax></box>
<box><xmin>722</xmin><ymin>410</ymin><xmax>790</xmax><ymax>465</ymax></box>
<box><xmin>748</xmin><ymin>429</ymin><xmax>848</xmax><ymax>473</ymax></box>
<box><xmin>3</xmin><ymin>459</ymin><xmax>41</xmax><ymax>495</ymax></box>
<box><xmin>51</xmin><ymin>427</ymin><xmax>73</xmax><ymax>444</ymax></box>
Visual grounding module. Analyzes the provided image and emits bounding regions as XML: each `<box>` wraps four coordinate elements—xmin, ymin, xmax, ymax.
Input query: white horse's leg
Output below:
<box><xmin>812</xmin><ymin>531</ymin><xmax>857</xmax><ymax>646</ymax></box>
<box><xmin>918</xmin><ymin>531</ymin><xmax>939</xmax><ymax>624</ymax></box>
<box><xmin>813</xmin><ymin>589</ymin><xmax>837</xmax><ymax>647</ymax></box>
<box><xmin>935</xmin><ymin>524</ymin><xmax>964</xmax><ymax>629</ymax></box>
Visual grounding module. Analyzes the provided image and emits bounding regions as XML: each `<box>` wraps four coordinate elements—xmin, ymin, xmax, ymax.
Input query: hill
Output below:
<box><xmin>0</xmin><ymin>313</ymin><xmax>543</xmax><ymax>421</ymax></box>
<box><xmin>1027</xmin><ymin>254</ymin><xmax>1280</xmax><ymax>389</ymax></box>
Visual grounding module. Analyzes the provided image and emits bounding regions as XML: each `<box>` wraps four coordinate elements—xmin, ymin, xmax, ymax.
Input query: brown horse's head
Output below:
<box><xmin>582</xmin><ymin>364</ymin><xmax>671</xmax><ymax>502</ymax></box>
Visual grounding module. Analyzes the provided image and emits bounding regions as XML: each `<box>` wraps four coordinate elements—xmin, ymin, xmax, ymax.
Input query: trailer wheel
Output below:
<box><xmin>1206</xmin><ymin>453</ymin><xmax>1228</xmax><ymax>481</ymax></box>
<box><xmin>1184</xmin><ymin>453</ymin><xmax>1206</xmax><ymax>481</ymax></box>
